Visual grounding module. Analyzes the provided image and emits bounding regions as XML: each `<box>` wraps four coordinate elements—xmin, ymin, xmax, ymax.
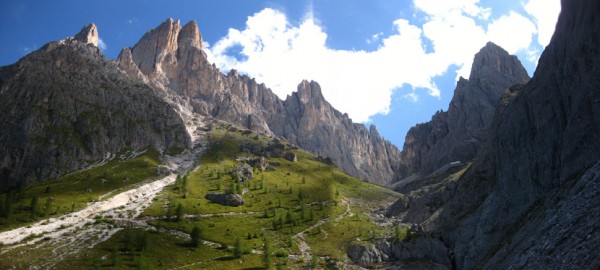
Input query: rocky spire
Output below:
<box><xmin>395</xmin><ymin>42</ymin><xmax>530</xmax><ymax>183</ymax></box>
<box><xmin>469</xmin><ymin>42</ymin><xmax>530</xmax><ymax>82</ymax></box>
<box><xmin>130</xmin><ymin>18</ymin><xmax>181</xmax><ymax>74</ymax></box>
<box><xmin>118</xmin><ymin>18</ymin><xmax>403</xmax><ymax>186</ymax></box>
<box><xmin>178</xmin><ymin>20</ymin><xmax>202</xmax><ymax>50</ymax></box>
<box><xmin>296</xmin><ymin>80</ymin><xmax>325</xmax><ymax>104</ymax></box>
<box><xmin>73</xmin><ymin>23</ymin><xmax>99</xmax><ymax>47</ymax></box>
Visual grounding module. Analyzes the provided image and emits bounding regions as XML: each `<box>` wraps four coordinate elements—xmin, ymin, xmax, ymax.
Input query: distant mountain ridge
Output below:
<box><xmin>0</xmin><ymin>25</ymin><xmax>191</xmax><ymax>190</ymax></box>
<box><xmin>117</xmin><ymin>18</ymin><xmax>402</xmax><ymax>185</ymax></box>
<box><xmin>395</xmin><ymin>42</ymin><xmax>530</xmax><ymax>187</ymax></box>
<box><xmin>0</xmin><ymin>17</ymin><xmax>402</xmax><ymax>188</ymax></box>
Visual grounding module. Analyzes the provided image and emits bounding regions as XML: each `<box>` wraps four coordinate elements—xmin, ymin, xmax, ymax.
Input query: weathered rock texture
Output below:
<box><xmin>204</xmin><ymin>193</ymin><xmax>244</xmax><ymax>207</ymax></box>
<box><xmin>73</xmin><ymin>23</ymin><xmax>99</xmax><ymax>47</ymax></box>
<box><xmin>119</xmin><ymin>18</ymin><xmax>402</xmax><ymax>185</ymax></box>
<box><xmin>347</xmin><ymin>237</ymin><xmax>451</xmax><ymax>269</ymax></box>
<box><xmin>389</xmin><ymin>0</ymin><xmax>600</xmax><ymax>268</ymax></box>
<box><xmin>0</xmin><ymin>26</ymin><xmax>191</xmax><ymax>190</ymax></box>
<box><xmin>395</xmin><ymin>42</ymin><xmax>530</xmax><ymax>182</ymax></box>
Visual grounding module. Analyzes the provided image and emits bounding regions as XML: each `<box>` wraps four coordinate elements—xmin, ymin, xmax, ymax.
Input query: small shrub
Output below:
<box><xmin>274</xmin><ymin>249</ymin><xmax>289</xmax><ymax>257</ymax></box>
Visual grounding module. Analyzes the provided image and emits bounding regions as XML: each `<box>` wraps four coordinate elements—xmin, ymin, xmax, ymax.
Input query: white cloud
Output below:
<box><xmin>487</xmin><ymin>11</ymin><xmax>536</xmax><ymax>53</ymax></box>
<box><xmin>127</xmin><ymin>18</ymin><xmax>138</xmax><ymax>24</ymax></box>
<box><xmin>206</xmin><ymin>1</ymin><xmax>560</xmax><ymax>123</ymax></box>
<box><xmin>524</xmin><ymin>0</ymin><xmax>561</xmax><ymax>47</ymax></box>
<box><xmin>414</xmin><ymin>0</ymin><xmax>538</xmax><ymax>79</ymax></box>
<box><xmin>206</xmin><ymin>9</ymin><xmax>441</xmax><ymax>122</ymax></box>
<box><xmin>403</xmin><ymin>92</ymin><xmax>419</xmax><ymax>102</ymax></box>
<box><xmin>366</xmin><ymin>32</ymin><xmax>384</xmax><ymax>44</ymax></box>
<box><xmin>413</xmin><ymin>0</ymin><xmax>491</xmax><ymax>19</ymax></box>
<box><xmin>98</xmin><ymin>38</ymin><xmax>107</xmax><ymax>51</ymax></box>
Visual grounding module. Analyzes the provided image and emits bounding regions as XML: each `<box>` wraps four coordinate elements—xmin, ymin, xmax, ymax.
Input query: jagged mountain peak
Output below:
<box><xmin>469</xmin><ymin>41</ymin><xmax>529</xmax><ymax>82</ymax></box>
<box><xmin>130</xmin><ymin>18</ymin><xmax>182</xmax><ymax>75</ymax></box>
<box><xmin>73</xmin><ymin>23</ymin><xmax>99</xmax><ymax>47</ymax></box>
<box><xmin>178</xmin><ymin>20</ymin><xmax>202</xmax><ymax>49</ymax></box>
<box><xmin>113</xmin><ymin>18</ymin><xmax>402</xmax><ymax>185</ymax></box>
<box><xmin>395</xmin><ymin>42</ymin><xmax>531</xmax><ymax>182</ymax></box>
<box><xmin>296</xmin><ymin>80</ymin><xmax>325</xmax><ymax>104</ymax></box>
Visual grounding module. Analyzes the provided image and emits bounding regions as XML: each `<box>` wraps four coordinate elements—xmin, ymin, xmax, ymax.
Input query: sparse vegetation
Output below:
<box><xmin>394</xmin><ymin>225</ymin><xmax>412</xmax><ymax>242</ymax></box>
<box><xmin>0</xmin><ymin>148</ymin><xmax>163</xmax><ymax>231</ymax></box>
<box><xmin>0</xmin><ymin>126</ymin><xmax>400</xmax><ymax>269</ymax></box>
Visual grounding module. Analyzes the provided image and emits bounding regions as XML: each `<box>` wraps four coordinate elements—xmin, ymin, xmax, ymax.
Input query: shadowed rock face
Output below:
<box><xmin>120</xmin><ymin>18</ymin><xmax>402</xmax><ymax>185</ymax></box>
<box><xmin>396</xmin><ymin>42</ymin><xmax>530</xmax><ymax>182</ymax></box>
<box><xmin>0</xmin><ymin>26</ymin><xmax>191</xmax><ymax>190</ymax></box>
<box><xmin>390</xmin><ymin>0</ymin><xmax>600</xmax><ymax>268</ymax></box>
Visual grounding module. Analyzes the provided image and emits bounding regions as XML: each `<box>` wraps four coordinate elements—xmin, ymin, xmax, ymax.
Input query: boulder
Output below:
<box><xmin>204</xmin><ymin>193</ymin><xmax>244</xmax><ymax>207</ymax></box>
<box><xmin>347</xmin><ymin>236</ymin><xmax>451</xmax><ymax>269</ymax></box>
<box><xmin>265</xmin><ymin>140</ymin><xmax>285</xmax><ymax>158</ymax></box>
<box><xmin>232</xmin><ymin>164</ymin><xmax>253</xmax><ymax>182</ymax></box>
<box><xmin>249</xmin><ymin>156</ymin><xmax>268</xmax><ymax>171</ymax></box>
<box><xmin>283</xmin><ymin>152</ymin><xmax>297</xmax><ymax>162</ymax></box>
<box><xmin>347</xmin><ymin>243</ymin><xmax>386</xmax><ymax>267</ymax></box>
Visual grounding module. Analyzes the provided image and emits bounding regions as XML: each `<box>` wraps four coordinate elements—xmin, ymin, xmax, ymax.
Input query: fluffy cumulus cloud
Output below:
<box><xmin>205</xmin><ymin>0</ymin><xmax>560</xmax><ymax>123</ymax></box>
<box><xmin>524</xmin><ymin>0</ymin><xmax>561</xmax><ymax>47</ymax></box>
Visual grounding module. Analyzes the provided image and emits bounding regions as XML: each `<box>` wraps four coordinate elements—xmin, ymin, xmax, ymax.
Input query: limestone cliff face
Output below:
<box><xmin>390</xmin><ymin>0</ymin><xmax>600</xmax><ymax>268</ymax></box>
<box><xmin>396</xmin><ymin>42</ymin><xmax>530</xmax><ymax>181</ymax></box>
<box><xmin>0</xmin><ymin>24</ymin><xmax>191</xmax><ymax>190</ymax></box>
<box><xmin>272</xmin><ymin>81</ymin><xmax>402</xmax><ymax>183</ymax></box>
<box><xmin>120</xmin><ymin>19</ymin><xmax>401</xmax><ymax>185</ymax></box>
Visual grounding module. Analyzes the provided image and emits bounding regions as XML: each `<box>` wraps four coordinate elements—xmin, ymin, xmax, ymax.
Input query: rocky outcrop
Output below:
<box><xmin>248</xmin><ymin>156</ymin><xmax>268</xmax><ymax>171</ymax></box>
<box><xmin>232</xmin><ymin>164</ymin><xmax>253</xmax><ymax>182</ymax></box>
<box><xmin>0</xmin><ymin>25</ymin><xmax>191</xmax><ymax>190</ymax></box>
<box><xmin>118</xmin><ymin>18</ymin><xmax>402</xmax><ymax>185</ymax></box>
<box><xmin>347</xmin><ymin>242</ymin><xmax>387</xmax><ymax>267</ymax></box>
<box><xmin>395</xmin><ymin>42</ymin><xmax>530</xmax><ymax>183</ymax></box>
<box><xmin>283</xmin><ymin>152</ymin><xmax>297</xmax><ymax>162</ymax></box>
<box><xmin>272</xmin><ymin>81</ymin><xmax>403</xmax><ymax>184</ymax></box>
<box><xmin>391</xmin><ymin>0</ymin><xmax>600</xmax><ymax>268</ymax></box>
<box><xmin>204</xmin><ymin>193</ymin><xmax>244</xmax><ymax>207</ymax></box>
<box><xmin>348</xmin><ymin>237</ymin><xmax>451</xmax><ymax>269</ymax></box>
<box><xmin>73</xmin><ymin>23</ymin><xmax>99</xmax><ymax>47</ymax></box>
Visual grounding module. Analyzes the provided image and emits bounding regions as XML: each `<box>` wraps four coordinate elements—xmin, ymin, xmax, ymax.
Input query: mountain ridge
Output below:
<box><xmin>386</xmin><ymin>0</ymin><xmax>600</xmax><ymax>268</ymax></box>
<box><xmin>0</xmin><ymin>26</ymin><xmax>191</xmax><ymax>189</ymax></box>
<box><xmin>394</xmin><ymin>41</ymin><xmax>530</xmax><ymax>187</ymax></box>
<box><xmin>118</xmin><ymin>18</ymin><xmax>403</xmax><ymax>185</ymax></box>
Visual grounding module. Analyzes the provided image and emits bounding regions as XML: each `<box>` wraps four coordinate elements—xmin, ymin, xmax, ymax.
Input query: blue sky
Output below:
<box><xmin>0</xmin><ymin>0</ymin><xmax>561</xmax><ymax>148</ymax></box>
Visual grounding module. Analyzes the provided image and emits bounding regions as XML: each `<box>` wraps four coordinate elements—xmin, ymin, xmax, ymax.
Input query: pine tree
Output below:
<box><xmin>263</xmin><ymin>237</ymin><xmax>272</xmax><ymax>269</ymax></box>
<box><xmin>43</xmin><ymin>198</ymin><xmax>53</xmax><ymax>216</ymax></box>
<box><xmin>30</xmin><ymin>196</ymin><xmax>39</xmax><ymax>218</ymax></box>
<box><xmin>190</xmin><ymin>226</ymin><xmax>202</xmax><ymax>247</ymax></box>
<box><xmin>175</xmin><ymin>203</ymin><xmax>184</xmax><ymax>222</ymax></box>
<box><xmin>298</xmin><ymin>188</ymin><xmax>304</xmax><ymax>202</ymax></box>
<box><xmin>233</xmin><ymin>237</ymin><xmax>242</xmax><ymax>258</ymax></box>
<box><xmin>182</xmin><ymin>174</ymin><xmax>188</xmax><ymax>189</ymax></box>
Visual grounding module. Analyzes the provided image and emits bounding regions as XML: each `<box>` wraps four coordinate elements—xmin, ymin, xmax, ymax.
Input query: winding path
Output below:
<box><xmin>290</xmin><ymin>198</ymin><xmax>351</xmax><ymax>263</ymax></box>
